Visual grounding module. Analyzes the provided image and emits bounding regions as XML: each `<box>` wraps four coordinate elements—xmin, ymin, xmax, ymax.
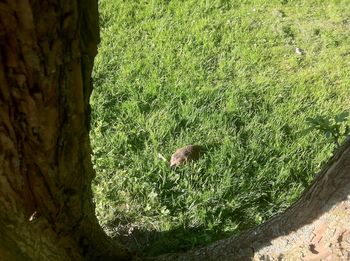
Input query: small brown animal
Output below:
<box><xmin>170</xmin><ymin>145</ymin><xmax>202</xmax><ymax>168</ymax></box>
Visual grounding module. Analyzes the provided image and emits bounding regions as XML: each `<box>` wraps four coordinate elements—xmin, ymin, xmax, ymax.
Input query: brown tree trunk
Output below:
<box><xmin>1</xmin><ymin>1</ymin><xmax>350</xmax><ymax>261</ymax></box>
<box><xmin>0</xmin><ymin>1</ymin><xmax>129</xmax><ymax>260</ymax></box>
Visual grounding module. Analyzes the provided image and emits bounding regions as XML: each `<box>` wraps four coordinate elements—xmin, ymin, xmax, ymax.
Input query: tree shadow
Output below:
<box><xmin>113</xmin><ymin>224</ymin><xmax>232</xmax><ymax>257</ymax></box>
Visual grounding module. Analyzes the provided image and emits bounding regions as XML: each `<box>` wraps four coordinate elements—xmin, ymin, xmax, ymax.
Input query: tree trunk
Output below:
<box><xmin>0</xmin><ymin>1</ymin><xmax>129</xmax><ymax>260</ymax></box>
<box><xmin>0</xmin><ymin>1</ymin><xmax>350</xmax><ymax>261</ymax></box>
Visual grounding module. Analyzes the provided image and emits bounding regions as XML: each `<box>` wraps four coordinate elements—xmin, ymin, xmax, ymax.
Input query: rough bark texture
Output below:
<box><xmin>155</xmin><ymin>139</ymin><xmax>350</xmax><ymax>260</ymax></box>
<box><xmin>0</xmin><ymin>1</ymin><xmax>129</xmax><ymax>260</ymax></box>
<box><xmin>1</xmin><ymin>1</ymin><xmax>350</xmax><ymax>261</ymax></box>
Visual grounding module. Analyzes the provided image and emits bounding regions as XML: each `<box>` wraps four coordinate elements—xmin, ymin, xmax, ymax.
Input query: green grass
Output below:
<box><xmin>90</xmin><ymin>0</ymin><xmax>350</xmax><ymax>256</ymax></box>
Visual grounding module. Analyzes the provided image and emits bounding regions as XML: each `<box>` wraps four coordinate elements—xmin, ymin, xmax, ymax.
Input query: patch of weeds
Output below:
<box><xmin>306</xmin><ymin>111</ymin><xmax>350</xmax><ymax>147</ymax></box>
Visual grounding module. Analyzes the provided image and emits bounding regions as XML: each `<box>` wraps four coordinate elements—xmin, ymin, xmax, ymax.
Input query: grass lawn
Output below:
<box><xmin>90</xmin><ymin>0</ymin><xmax>350</xmax><ymax>256</ymax></box>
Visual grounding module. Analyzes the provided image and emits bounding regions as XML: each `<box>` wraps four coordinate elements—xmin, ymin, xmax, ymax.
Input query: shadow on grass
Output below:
<box><xmin>114</xmin><ymin>224</ymin><xmax>232</xmax><ymax>257</ymax></box>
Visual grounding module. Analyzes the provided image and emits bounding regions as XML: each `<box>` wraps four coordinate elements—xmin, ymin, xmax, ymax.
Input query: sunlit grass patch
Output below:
<box><xmin>91</xmin><ymin>0</ymin><xmax>350</xmax><ymax>255</ymax></box>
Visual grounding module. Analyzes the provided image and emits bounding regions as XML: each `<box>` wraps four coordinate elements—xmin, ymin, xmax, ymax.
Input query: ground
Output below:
<box><xmin>90</xmin><ymin>0</ymin><xmax>350</xmax><ymax>256</ymax></box>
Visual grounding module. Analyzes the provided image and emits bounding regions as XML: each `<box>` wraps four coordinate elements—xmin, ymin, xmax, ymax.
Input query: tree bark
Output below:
<box><xmin>0</xmin><ymin>1</ymin><xmax>129</xmax><ymax>260</ymax></box>
<box><xmin>1</xmin><ymin>1</ymin><xmax>350</xmax><ymax>261</ymax></box>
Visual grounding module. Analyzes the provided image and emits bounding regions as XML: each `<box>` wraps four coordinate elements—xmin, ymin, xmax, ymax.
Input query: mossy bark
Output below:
<box><xmin>1</xmin><ymin>1</ymin><xmax>350</xmax><ymax>261</ymax></box>
<box><xmin>0</xmin><ymin>1</ymin><xmax>129</xmax><ymax>260</ymax></box>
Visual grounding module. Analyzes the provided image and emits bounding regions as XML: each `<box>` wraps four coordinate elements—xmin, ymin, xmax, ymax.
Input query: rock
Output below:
<box><xmin>295</xmin><ymin>47</ymin><xmax>304</xmax><ymax>55</ymax></box>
